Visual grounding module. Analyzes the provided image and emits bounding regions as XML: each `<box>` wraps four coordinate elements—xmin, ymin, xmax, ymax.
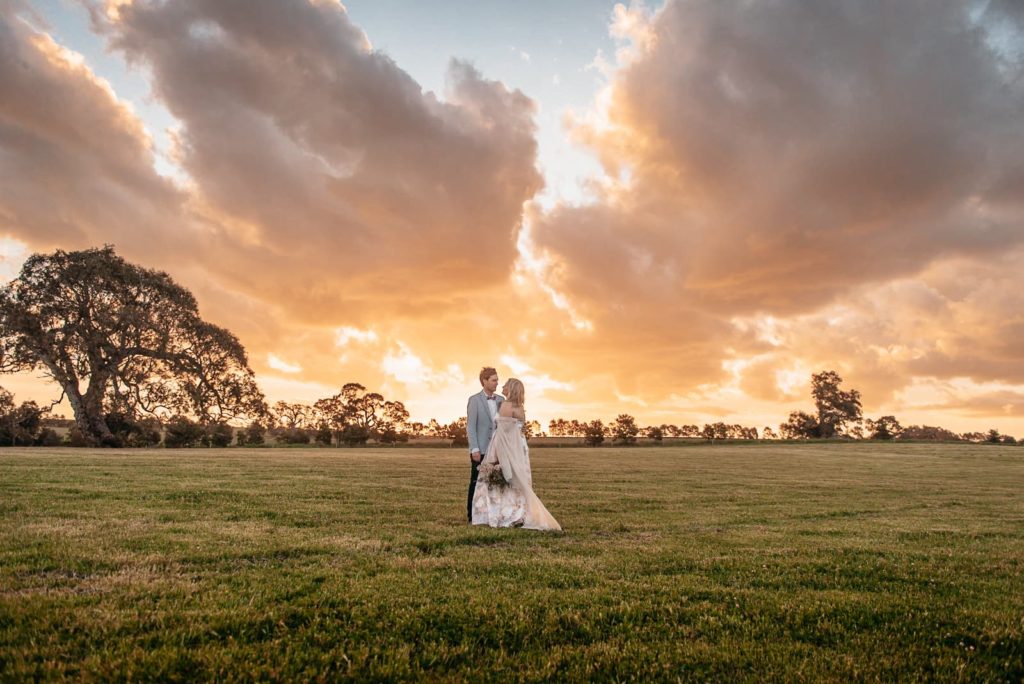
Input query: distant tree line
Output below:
<box><xmin>545</xmin><ymin>371</ymin><xmax>1019</xmax><ymax>446</ymax></box>
<box><xmin>1</xmin><ymin>247</ymin><xmax>1018</xmax><ymax>448</ymax></box>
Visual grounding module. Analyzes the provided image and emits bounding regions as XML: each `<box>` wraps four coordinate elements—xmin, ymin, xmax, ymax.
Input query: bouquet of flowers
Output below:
<box><xmin>478</xmin><ymin>461</ymin><xmax>509</xmax><ymax>490</ymax></box>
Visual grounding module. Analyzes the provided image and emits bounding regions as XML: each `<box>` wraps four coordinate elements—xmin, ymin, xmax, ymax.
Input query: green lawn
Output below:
<box><xmin>1</xmin><ymin>444</ymin><xmax>1022</xmax><ymax>681</ymax></box>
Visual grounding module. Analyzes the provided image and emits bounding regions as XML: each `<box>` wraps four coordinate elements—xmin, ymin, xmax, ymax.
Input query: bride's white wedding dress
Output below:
<box><xmin>471</xmin><ymin>416</ymin><xmax>561</xmax><ymax>531</ymax></box>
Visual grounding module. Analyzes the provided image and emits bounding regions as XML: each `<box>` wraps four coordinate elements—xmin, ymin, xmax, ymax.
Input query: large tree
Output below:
<box><xmin>0</xmin><ymin>247</ymin><xmax>266</xmax><ymax>446</ymax></box>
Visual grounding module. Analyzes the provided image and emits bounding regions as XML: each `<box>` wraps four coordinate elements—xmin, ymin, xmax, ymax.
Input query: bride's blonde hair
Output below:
<box><xmin>503</xmin><ymin>378</ymin><xmax>525</xmax><ymax>406</ymax></box>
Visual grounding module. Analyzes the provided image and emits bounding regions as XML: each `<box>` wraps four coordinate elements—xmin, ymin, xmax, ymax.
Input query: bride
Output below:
<box><xmin>471</xmin><ymin>378</ymin><xmax>561</xmax><ymax>531</ymax></box>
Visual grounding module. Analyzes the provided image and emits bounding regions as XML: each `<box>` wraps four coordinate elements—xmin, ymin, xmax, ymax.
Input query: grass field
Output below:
<box><xmin>1</xmin><ymin>444</ymin><xmax>1022</xmax><ymax>682</ymax></box>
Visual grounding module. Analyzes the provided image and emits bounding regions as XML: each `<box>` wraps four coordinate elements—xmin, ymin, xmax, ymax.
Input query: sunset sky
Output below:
<box><xmin>3</xmin><ymin>0</ymin><xmax>1024</xmax><ymax>435</ymax></box>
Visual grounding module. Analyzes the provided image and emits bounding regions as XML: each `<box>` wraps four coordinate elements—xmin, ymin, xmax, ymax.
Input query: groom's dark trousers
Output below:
<box><xmin>467</xmin><ymin>454</ymin><xmax>481</xmax><ymax>522</ymax></box>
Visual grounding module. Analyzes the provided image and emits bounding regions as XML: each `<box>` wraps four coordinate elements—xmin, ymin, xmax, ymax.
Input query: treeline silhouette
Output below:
<box><xmin>3</xmin><ymin>375</ymin><xmax>1017</xmax><ymax>448</ymax></box>
<box><xmin>1</xmin><ymin>247</ymin><xmax>1018</xmax><ymax>448</ymax></box>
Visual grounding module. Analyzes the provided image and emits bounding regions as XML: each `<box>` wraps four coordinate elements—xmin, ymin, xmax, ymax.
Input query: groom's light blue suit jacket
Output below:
<box><xmin>467</xmin><ymin>390</ymin><xmax>504</xmax><ymax>456</ymax></box>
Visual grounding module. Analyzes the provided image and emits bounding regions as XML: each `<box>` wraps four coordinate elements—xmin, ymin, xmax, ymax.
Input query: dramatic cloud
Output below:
<box><xmin>0</xmin><ymin>3</ymin><xmax>187</xmax><ymax>255</ymax></box>
<box><xmin>0</xmin><ymin>0</ymin><xmax>549</xmax><ymax>416</ymax></box>
<box><xmin>541</xmin><ymin>0</ymin><xmax>1024</xmax><ymax>310</ymax></box>
<box><xmin>526</xmin><ymin>0</ymin><xmax>1024</xmax><ymax>416</ymax></box>
<box><xmin>94</xmin><ymin>0</ymin><xmax>542</xmax><ymax>321</ymax></box>
<box><xmin>2</xmin><ymin>0</ymin><xmax>1023</xmax><ymax>434</ymax></box>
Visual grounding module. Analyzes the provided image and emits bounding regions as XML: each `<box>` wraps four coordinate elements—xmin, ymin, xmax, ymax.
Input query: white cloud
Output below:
<box><xmin>0</xmin><ymin>237</ymin><xmax>30</xmax><ymax>281</ymax></box>
<box><xmin>267</xmin><ymin>353</ymin><xmax>302</xmax><ymax>374</ymax></box>
<box><xmin>500</xmin><ymin>354</ymin><xmax>573</xmax><ymax>395</ymax></box>
<box><xmin>335</xmin><ymin>326</ymin><xmax>379</xmax><ymax>347</ymax></box>
<box><xmin>382</xmin><ymin>342</ymin><xmax>464</xmax><ymax>388</ymax></box>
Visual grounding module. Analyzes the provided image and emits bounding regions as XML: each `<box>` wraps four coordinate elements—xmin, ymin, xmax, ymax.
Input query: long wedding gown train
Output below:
<box><xmin>471</xmin><ymin>416</ymin><xmax>561</xmax><ymax>531</ymax></box>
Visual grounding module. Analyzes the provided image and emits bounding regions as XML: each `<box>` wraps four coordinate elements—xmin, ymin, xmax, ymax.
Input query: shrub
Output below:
<box><xmin>340</xmin><ymin>424</ymin><xmax>371</xmax><ymax>447</ymax></box>
<box><xmin>236</xmin><ymin>422</ymin><xmax>265</xmax><ymax>446</ymax></box>
<box><xmin>104</xmin><ymin>412</ymin><xmax>162</xmax><ymax>447</ymax></box>
<box><xmin>275</xmin><ymin>427</ymin><xmax>311</xmax><ymax>445</ymax></box>
<box><xmin>376</xmin><ymin>427</ymin><xmax>408</xmax><ymax>444</ymax></box>
<box><xmin>163</xmin><ymin>417</ymin><xmax>205</xmax><ymax>448</ymax></box>
<box><xmin>202</xmin><ymin>423</ymin><xmax>234</xmax><ymax>448</ymax></box>
<box><xmin>36</xmin><ymin>428</ymin><xmax>62</xmax><ymax>447</ymax></box>
<box><xmin>64</xmin><ymin>427</ymin><xmax>91</xmax><ymax>447</ymax></box>
<box><xmin>313</xmin><ymin>424</ymin><xmax>333</xmax><ymax>446</ymax></box>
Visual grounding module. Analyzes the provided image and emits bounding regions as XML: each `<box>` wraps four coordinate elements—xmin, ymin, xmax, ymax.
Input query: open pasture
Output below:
<box><xmin>1</xmin><ymin>444</ymin><xmax>1022</xmax><ymax>681</ymax></box>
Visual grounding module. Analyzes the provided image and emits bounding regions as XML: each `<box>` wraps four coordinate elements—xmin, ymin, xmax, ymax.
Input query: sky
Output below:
<box><xmin>2</xmin><ymin>0</ymin><xmax>1024</xmax><ymax>435</ymax></box>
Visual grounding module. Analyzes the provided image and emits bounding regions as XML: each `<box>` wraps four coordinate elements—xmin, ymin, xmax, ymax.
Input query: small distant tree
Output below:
<box><xmin>0</xmin><ymin>387</ymin><xmax>47</xmax><ymax>446</ymax></box>
<box><xmin>271</xmin><ymin>402</ymin><xmax>310</xmax><ymax>429</ymax></box>
<box><xmin>644</xmin><ymin>425</ymin><xmax>664</xmax><ymax>442</ymax></box>
<box><xmin>811</xmin><ymin>371</ymin><xmax>862</xmax><ymax>438</ymax></box>
<box><xmin>314</xmin><ymin>383</ymin><xmax>405</xmax><ymax>446</ymax></box>
<box><xmin>867</xmin><ymin>415</ymin><xmax>902</xmax><ymax>440</ymax></box>
<box><xmin>375</xmin><ymin>400</ymin><xmax>410</xmax><ymax>443</ymax></box>
<box><xmin>612</xmin><ymin>414</ymin><xmax>639</xmax><ymax>444</ymax></box>
<box><xmin>439</xmin><ymin>418</ymin><xmax>468</xmax><ymax>448</ymax></box>
<box><xmin>679</xmin><ymin>424</ymin><xmax>701</xmax><ymax>438</ymax></box>
<box><xmin>583</xmin><ymin>420</ymin><xmax>605</xmax><ymax>447</ymax></box>
<box><xmin>762</xmin><ymin>426</ymin><xmax>777</xmax><ymax>440</ymax></box>
<box><xmin>523</xmin><ymin>420</ymin><xmax>542</xmax><ymax>441</ymax></box>
<box><xmin>987</xmin><ymin>429</ymin><xmax>1001</xmax><ymax>444</ymax></box>
<box><xmin>780</xmin><ymin>411</ymin><xmax>819</xmax><ymax>439</ymax></box>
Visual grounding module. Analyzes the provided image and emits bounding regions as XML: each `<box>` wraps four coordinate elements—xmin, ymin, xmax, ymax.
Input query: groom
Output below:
<box><xmin>466</xmin><ymin>366</ymin><xmax>503</xmax><ymax>522</ymax></box>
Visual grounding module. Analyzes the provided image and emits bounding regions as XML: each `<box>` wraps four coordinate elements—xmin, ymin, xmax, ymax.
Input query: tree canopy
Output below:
<box><xmin>780</xmin><ymin>371</ymin><xmax>863</xmax><ymax>439</ymax></box>
<box><xmin>0</xmin><ymin>246</ymin><xmax>266</xmax><ymax>446</ymax></box>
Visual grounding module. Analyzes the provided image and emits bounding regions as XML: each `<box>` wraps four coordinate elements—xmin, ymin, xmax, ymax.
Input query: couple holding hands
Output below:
<box><xmin>465</xmin><ymin>367</ymin><xmax>561</xmax><ymax>532</ymax></box>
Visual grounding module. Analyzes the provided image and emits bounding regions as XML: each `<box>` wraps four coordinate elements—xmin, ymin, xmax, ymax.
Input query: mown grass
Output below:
<box><xmin>1</xmin><ymin>444</ymin><xmax>1022</xmax><ymax>682</ymax></box>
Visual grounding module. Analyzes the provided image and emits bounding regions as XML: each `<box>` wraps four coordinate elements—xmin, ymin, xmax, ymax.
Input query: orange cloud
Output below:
<box><xmin>0</xmin><ymin>4</ymin><xmax>187</xmax><ymax>256</ymax></box>
<box><xmin>522</xmin><ymin>0</ymin><xmax>1024</xmax><ymax>427</ymax></box>
<box><xmin>3</xmin><ymin>0</ymin><xmax>1024</xmax><ymax>436</ymax></box>
<box><xmin>91</xmin><ymin>0</ymin><xmax>542</xmax><ymax>323</ymax></box>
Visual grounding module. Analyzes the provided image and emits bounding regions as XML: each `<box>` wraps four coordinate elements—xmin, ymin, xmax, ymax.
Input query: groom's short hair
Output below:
<box><xmin>479</xmin><ymin>367</ymin><xmax>497</xmax><ymax>384</ymax></box>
